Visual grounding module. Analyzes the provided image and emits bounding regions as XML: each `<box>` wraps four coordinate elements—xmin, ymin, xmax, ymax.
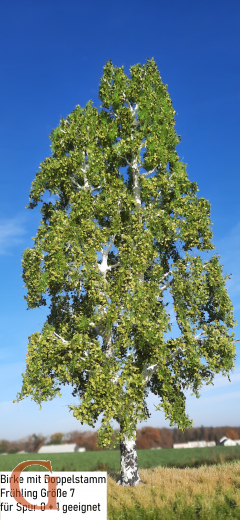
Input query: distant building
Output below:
<box><xmin>173</xmin><ymin>441</ymin><xmax>216</xmax><ymax>449</ymax></box>
<box><xmin>38</xmin><ymin>444</ymin><xmax>86</xmax><ymax>453</ymax></box>
<box><xmin>219</xmin><ymin>436</ymin><xmax>240</xmax><ymax>447</ymax></box>
<box><xmin>173</xmin><ymin>443</ymin><xmax>189</xmax><ymax>449</ymax></box>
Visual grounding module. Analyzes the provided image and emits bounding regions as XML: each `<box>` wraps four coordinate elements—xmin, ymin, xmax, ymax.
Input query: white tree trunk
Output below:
<box><xmin>116</xmin><ymin>104</ymin><xmax>146</xmax><ymax>486</ymax></box>
<box><xmin>116</xmin><ymin>424</ymin><xmax>145</xmax><ymax>486</ymax></box>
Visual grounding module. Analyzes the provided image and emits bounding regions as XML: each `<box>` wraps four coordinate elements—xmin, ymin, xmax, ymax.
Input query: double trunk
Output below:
<box><xmin>116</xmin><ymin>423</ymin><xmax>145</xmax><ymax>486</ymax></box>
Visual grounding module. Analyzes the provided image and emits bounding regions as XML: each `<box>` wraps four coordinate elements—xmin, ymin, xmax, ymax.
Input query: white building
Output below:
<box><xmin>38</xmin><ymin>444</ymin><xmax>86</xmax><ymax>453</ymax></box>
<box><xmin>173</xmin><ymin>441</ymin><xmax>216</xmax><ymax>449</ymax></box>
<box><xmin>219</xmin><ymin>436</ymin><xmax>240</xmax><ymax>447</ymax></box>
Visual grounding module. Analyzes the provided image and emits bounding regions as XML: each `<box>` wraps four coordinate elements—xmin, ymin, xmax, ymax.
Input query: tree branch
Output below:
<box><xmin>105</xmin><ymin>234</ymin><xmax>116</xmax><ymax>255</ymax></box>
<box><xmin>70</xmin><ymin>177</ymin><xmax>82</xmax><ymax>189</ymax></box>
<box><xmin>159</xmin><ymin>262</ymin><xmax>194</xmax><ymax>294</ymax></box>
<box><xmin>141</xmin><ymin>167</ymin><xmax>158</xmax><ymax>178</ymax></box>
<box><xmin>142</xmin><ymin>328</ymin><xmax>224</xmax><ymax>390</ymax></box>
<box><xmin>103</xmin><ymin>78</ymin><xmax>112</xmax><ymax>88</ymax></box>
<box><xmin>122</xmin><ymin>92</ymin><xmax>138</xmax><ymax>116</ymax></box>
<box><xmin>195</xmin><ymin>332</ymin><xmax>205</xmax><ymax>340</ymax></box>
<box><xmin>203</xmin><ymin>261</ymin><xmax>210</xmax><ymax>268</ymax></box>
<box><xmin>119</xmin><ymin>155</ymin><xmax>132</xmax><ymax>167</ymax></box>
<box><xmin>159</xmin><ymin>279</ymin><xmax>173</xmax><ymax>293</ymax></box>
<box><xmin>61</xmin><ymin>309</ymin><xmax>73</xmax><ymax>315</ymax></box>
<box><xmin>159</xmin><ymin>270</ymin><xmax>173</xmax><ymax>284</ymax></box>
<box><xmin>108</xmin><ymin>261</ymin><xmax>120</xmax><ymax>271</ymax></box>
<box><xmin>52</xmin><ymin>331</ymin><xmax>91</xmax><ymax>362</ymax></box>
<box><xmin>142</xmin><ymin>363</ymin><xmax>159</xmax><ymax>384</ymax></box>
<box><xmin>142</xmin><ymin>345</ymin><xmax>187</xmax><ymax>385</ymax></box>
<box><xmin>142</xmin><ymin>331</ymin><xmax>209</xmax><ymax>386</ymax></box>
<box><xmin>53</xmin><ymin>332</ymin><xmax>69</xmax><ymax>344</ymax></box>
<box><xmin>90</xmin><ymin>185</ymin><xmax>101</xmax><ymax>193</ymax></box>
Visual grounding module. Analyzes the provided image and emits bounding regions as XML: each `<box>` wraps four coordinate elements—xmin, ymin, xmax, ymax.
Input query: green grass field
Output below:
<box><xmin>0</xmin><ymin>445</ymin><xmax>240</xmax><ymax>474</ymax></box>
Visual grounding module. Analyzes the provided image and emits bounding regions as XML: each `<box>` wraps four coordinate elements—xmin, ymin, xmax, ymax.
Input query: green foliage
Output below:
<box><xmin>14</xmin><ymin>58</ymin><xmax>238</xmax><ymax>451</ymax></box>
<box><xmin>0</xmin><ymin>440</ymin><xmax>8</xmax><ymax>454</ymax></box>
<box><xmin>49</xmin><ymin>432</ymin><xmax>64</xmax><ymax>445</ymax></box>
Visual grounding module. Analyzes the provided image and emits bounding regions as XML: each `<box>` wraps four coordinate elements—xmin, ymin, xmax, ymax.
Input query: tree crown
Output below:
<box><xmin>14</xmin><ymin>59</ymin><xmax>238</xmax><ymax>449</ymax></box>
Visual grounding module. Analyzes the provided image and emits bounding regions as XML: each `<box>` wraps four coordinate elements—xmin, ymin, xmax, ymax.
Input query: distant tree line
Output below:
<box><xmin>1</xmin><ymin>426</ymin><xmax>240</xmax><ymax>454</ymax></box>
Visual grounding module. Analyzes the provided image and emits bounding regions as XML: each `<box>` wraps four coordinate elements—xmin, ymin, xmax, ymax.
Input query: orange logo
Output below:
<box><xmin>10</xmin><ymin>460</ymin><xmax>60</xmax><ymax>511</ymax></box>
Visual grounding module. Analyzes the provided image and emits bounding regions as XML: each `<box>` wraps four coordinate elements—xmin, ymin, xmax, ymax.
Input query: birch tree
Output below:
<box><xmin>14</xmin><ymin>59</ymin><xmax>238</xmax><ymax>486</ymax></box>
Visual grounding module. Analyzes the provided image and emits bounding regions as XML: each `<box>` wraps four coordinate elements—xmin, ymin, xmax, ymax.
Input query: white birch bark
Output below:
<box><xmin>116</xmin><ymin>101</ymin><xmax>146</xmax><ymax>486</ymax></box>
<box><xmin>117</xmin><ymin>421</ymin><xmax>145</xmax><ymax>487</ymax></box>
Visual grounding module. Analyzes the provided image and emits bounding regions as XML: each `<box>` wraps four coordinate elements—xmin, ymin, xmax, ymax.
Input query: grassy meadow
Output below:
<box><xmin>1</xmin><ymin>446</ymin><xmax>240</xmax><ymax>518</ymax></box>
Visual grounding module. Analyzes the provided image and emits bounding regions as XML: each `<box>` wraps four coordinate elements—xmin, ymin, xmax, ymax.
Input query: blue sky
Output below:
<box><xmin>0</xmin><ymin>0</ymin><xmax>240</xmax><ymax>442</ymax></box>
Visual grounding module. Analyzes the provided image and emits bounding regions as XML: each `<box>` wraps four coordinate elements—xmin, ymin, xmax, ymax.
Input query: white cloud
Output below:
<box><xmin>199</xmin><ymin>369</ymin><xmax>240</xmax><ymax>393</ymax></box>
<box><xmin>0</xmin><ymin>214</ymin><xmax>27</xmax><ymax>255</ymax></box>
